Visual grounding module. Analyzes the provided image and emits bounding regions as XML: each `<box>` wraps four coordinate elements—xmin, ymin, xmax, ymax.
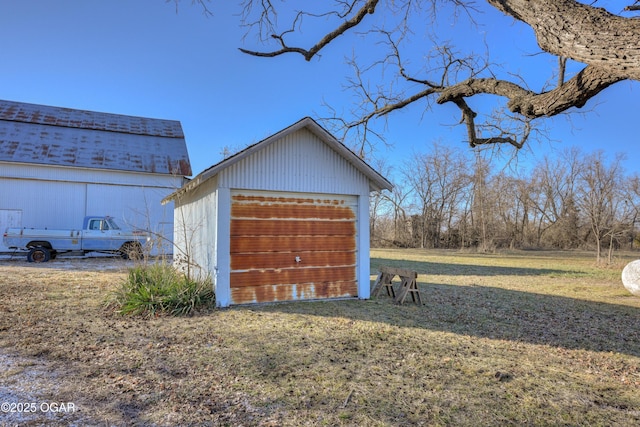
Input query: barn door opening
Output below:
<box><xmin>230</xmin><ymin>191</ymin><xmax>357</xmax><ymax>304</ymax></box>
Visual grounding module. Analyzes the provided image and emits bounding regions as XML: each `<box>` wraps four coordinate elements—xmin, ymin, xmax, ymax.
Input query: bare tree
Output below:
<box><xmin>404</xmin><ymin>142</ymin><xmax>471</xmax><ymax>248</ymax></box>
<box><xmin>576</xmin><ymin>151</ymin><xmax>627</xmax><ymax>263</ymax></box>
<box><xmin>368</xmin><ymin>144</ymin><xmax>640</xmax><ymax>254</ymax></box>
<box><xmin>492</xmin><ymin>173</ymin><xmax>533</xmax><ymax>249</ymax></box>
<box><xmin>469</xmin><ymin>152</ymin><xmax>495</xmax><ymax>251</ymax></box>
<box><xmin>623</xmin><ymin>174</ymin><xmax>640</xmax><ymax>249</ymax></box>
<box><xmin>529</xmin><ymin>148</ymin><xmax>582</xmax><ymax>248</ymax></box>
<box><xmin>229</xmin><ymin>1</ymin><xmax>640</xmax><ymax>152</ymax></box>
<box><xmin>375</xmin><ymin>178</ymin><xmax>413</xmax><ymax>247</ymax></box>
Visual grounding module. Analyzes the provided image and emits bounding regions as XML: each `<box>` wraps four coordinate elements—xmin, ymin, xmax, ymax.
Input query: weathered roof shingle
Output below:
<box><xmin>0</xmin><ymin>99</ymin><xmax>191</xmax><ymax>176</ymax></box>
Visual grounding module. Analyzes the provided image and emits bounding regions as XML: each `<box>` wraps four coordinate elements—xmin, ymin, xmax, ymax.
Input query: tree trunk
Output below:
<box><xmin>488</xmin><ymin>0</ymin><xmax>640</xmax><ymax>80</ymax></box>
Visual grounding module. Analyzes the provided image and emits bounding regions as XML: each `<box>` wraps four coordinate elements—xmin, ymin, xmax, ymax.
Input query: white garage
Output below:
<box><xmin>0</xmin><ymin>99</ymin><xmax>191</xmax><ymax>255</ymax></box>
<box><xmin>164</xmin><ymin>117</ymin><xmax>392</xmax><ymax>307</ymax></box>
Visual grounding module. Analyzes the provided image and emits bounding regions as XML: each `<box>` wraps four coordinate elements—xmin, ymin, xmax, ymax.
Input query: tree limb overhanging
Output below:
<box><xmin>239</xmin><ymin>0</ymin><xmax>380</xmax><ymax>61</ymax></box>
<box><xmin>236</xmin><ymin>0</ymin><xmax>640</xmax><ymax>151</ymax></box>
<box><xmin>437</xmin><ymin>66</ymin><xmax>624</xmax><ymax>118</ymax></box>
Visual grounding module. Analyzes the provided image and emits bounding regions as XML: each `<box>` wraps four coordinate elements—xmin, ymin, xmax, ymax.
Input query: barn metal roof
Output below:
<box><xmin>163</xmin><ymin>117</ymin><xmax>392</xmax><ymax>203</ymax></box>
<box><xmin>0</xmin><ymin>99</ymin><xmax>192</xmax><ymax>176</ymax></box>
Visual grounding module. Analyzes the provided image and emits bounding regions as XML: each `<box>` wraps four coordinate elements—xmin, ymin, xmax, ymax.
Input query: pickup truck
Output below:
<box><xmin>3</xmin><ymin>216</ymin><xmax>150</xmax><ymax>262</ymax></box>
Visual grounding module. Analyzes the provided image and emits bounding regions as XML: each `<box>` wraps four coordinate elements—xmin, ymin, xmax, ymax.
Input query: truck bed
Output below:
<box><xmin>3</xmin><ymin>229</ymin><xmax>82</xmax><ymax>251</ymax></box>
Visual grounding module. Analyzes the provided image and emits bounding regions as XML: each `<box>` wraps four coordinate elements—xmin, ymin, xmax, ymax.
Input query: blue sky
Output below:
<box><xmin>1</xmin><ymin>1</ymin><xmax>637</xmax><ymax>180</ymax></box>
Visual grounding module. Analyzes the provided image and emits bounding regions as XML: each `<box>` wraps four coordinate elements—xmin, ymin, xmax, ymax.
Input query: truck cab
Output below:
<box><xmin>83</xmin><ymin>217</ymin><xmax>124</xmax><ymax>251</ymax></box>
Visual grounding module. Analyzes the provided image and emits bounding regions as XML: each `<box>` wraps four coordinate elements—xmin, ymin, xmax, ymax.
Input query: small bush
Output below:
<box><xmin>106</xmin><ymin>264</ymin><xmax>215</xmax><ymax>317</ymax></box>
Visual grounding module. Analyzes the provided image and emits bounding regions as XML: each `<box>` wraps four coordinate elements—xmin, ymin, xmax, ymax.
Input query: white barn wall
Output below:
<box><xmin>0</xmin><ymin>100</ymin><xmax>192</xmax><ymax>256</ymax></box>
<box><xmin>1</xmin><ymin>178</ymin><xmax>175</xmax><ymax>229</ymax></box>
<box><xmin>0</xmin><ymin>178</ymin><xmax>86</xmax><ymax>228</ymax></box>
<box><xmin>1</xmin><ymin>162</ymin><xmax>185</xmax><ymax>254</ymax></box>
<box><xmin>1</xmin><ymin>162</ymin><xmax>182</xmax><ymax>187</ymax></box>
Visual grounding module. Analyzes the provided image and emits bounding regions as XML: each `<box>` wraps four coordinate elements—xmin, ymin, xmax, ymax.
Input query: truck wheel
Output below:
<box><xmin>120</xmin><ymin>242</ymin><xmax>142</xmax><ymax>260</ymax></box>
<box><xmin>27</xmin><ymin>247</ymin><xmax>51</xmax><ymax>263</ymax></box>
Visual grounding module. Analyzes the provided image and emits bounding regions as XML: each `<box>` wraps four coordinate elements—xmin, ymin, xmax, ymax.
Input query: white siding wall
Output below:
<box><xmin>1</xmin><ymin>162</ymin><xmax>185</xmax><ymax>254</ymax></box>
<box><xmin>1</xmin><ymin>162</ymin><xmax>180</xmax><ymax>187</ymax></box>
<box><xmin>173</xmin><ymin>175</ymin><xmax>219</xmax><ymax>283</ymax></box>
<box><xmin>218</xmin><ymin>129</ymin><xmax>370</xmax><ymax>195</ymax></box>
<box><xmin>215</xmin><ymin>187</ymin><xmax>231</xmax><ymax>307</ymax></box>
<box><xmin>357</xmin><ymin>193</ymin><xmax>371</xmax><ymax>299</ymax></box>
<box><xmin>0</xmin><ymin>178</ymin><xmax>86</xmax><ymax>229</ymax></box>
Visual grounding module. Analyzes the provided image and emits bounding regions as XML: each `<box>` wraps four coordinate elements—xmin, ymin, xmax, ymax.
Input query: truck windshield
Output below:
<box><xmin>106</xmin><ymin>218</ymin><xmax>121</xmax><ymax>230</ymax></box>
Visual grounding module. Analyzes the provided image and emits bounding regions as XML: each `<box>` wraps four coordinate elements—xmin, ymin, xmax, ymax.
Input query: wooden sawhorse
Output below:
<box><xmin>371</xmin><ymin>266</ymin><xmax>422</xmax><ymax>305</ymax></box>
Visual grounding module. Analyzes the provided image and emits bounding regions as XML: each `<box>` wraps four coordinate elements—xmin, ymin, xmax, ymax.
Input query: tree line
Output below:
<box><xmin>370</xmin><ymin>144</ymin><xmax>640</xmax><ymax>263</ymax></box>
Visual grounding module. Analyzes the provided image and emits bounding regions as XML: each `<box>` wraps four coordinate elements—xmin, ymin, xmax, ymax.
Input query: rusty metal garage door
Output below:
<box><xmin>230</xmin><ymin>191</ymin><xmax>358</xmax><ymax>304</ymax></box>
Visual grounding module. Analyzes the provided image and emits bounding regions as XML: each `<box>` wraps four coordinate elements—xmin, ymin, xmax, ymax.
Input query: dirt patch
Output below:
<box><xmin>0</xmin><ymin>351</ymin><xmax>99</xmax><ymax>426</ymax></box>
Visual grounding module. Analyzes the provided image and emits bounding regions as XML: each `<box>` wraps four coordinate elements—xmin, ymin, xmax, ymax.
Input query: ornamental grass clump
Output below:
<box><xmin>107</xmin><ymin>264</ymin><xmax>214</xmax><ymax>317</ymax></box>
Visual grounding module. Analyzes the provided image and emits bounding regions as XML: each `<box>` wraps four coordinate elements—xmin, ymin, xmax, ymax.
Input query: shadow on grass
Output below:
<box><xmin>370</xmin><ymin>257</ymin><xmax>582</xmax><ymax>277</ymax></box>
<box><xmin>255</xmin><ymin>283</ymin><xmax>640</xmax><ymax>358</ymax></box>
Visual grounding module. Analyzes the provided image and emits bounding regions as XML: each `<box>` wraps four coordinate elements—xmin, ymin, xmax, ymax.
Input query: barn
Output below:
<box><xmin>0</xmin><ymin>99</ymin><xmax>191</xmax><ymax>255</ymax></box>
<box><xmin>163</xmin><ymin>117</ymin><xmax>392</xmax><ymax>307</ymax></box>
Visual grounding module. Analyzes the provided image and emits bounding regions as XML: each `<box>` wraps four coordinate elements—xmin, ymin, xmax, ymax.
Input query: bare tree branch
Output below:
<box><xmin>234</xmin><ymin>0</ymin><xmax>640</xmax><ymax>152</ymax></box>
<box><xmin>239</xmin><ymin>0</ymin><xmax>379</xmax><ymax>61</ymax></box>
<box><xmin>437</xmin><ymin>65</ymin><xmax>623</xmax><ymax>119</ymax></box>
<box><xmin>171</xmin><ymin>0</ymin><xmax>213</xmax><ymax>16</ymax></box>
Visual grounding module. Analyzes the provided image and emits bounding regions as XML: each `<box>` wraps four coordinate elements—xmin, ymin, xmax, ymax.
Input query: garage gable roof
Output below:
<box><xmin>163</xmin><ymin>117</ymin><xmax>392</xmax><ymax>203</ymax></box>
<box><xmin>0</xmin><ymin>99</ymin><xmax>192</xmax><ymax>176</ymax></box>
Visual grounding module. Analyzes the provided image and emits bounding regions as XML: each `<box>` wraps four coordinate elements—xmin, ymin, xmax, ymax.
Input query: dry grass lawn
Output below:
<box><xmin>1</xmin><ymin>249</ymin><xmax>639</xmax><ymax>426</ymax></box>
